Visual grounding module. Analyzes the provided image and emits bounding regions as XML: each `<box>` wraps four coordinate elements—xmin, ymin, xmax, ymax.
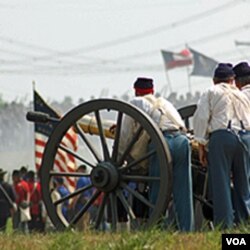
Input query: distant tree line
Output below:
<box><xmin>0</xmin><ymin>91</ymin><xmax>200</xmax><ymax>151</ymax></box>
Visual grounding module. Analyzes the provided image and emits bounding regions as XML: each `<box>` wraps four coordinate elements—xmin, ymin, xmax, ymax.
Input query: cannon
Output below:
<box><xmin>27</xmin><ymin>99</ymin><xmax>209</xmax><ymax>231</ymax></box>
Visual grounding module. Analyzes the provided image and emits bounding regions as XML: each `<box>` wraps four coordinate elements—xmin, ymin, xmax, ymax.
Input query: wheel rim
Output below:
<box><xmin>41</xmin><ymin>99</ymin><xmax>172</xmax><ymax>231</ymax></box>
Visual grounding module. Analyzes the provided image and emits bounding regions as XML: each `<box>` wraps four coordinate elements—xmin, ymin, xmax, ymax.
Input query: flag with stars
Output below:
<box><xmin>34</xmin><ymin>90</ymin><xmax>78</xmax><ymax>189</ymax></box>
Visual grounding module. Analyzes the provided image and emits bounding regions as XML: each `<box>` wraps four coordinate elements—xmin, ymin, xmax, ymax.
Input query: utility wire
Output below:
<box><xmin>1</xmin><ymin>21</ymin><xmax>249</xmax><ymax>72</ymax></box>
<box><xmin>0</xmin><ymin>0</ymin><xmax>239</xmax><ymax>65</ymax></box>
<box><xmin>113</xmin><ymin>22</ymin><xmax>250</xmax><ymax>61</ymax></box>
<box><xmin>57</xmin><ymin>0</ymin><xmax>240</xmax><ymax>56</ymax></box>
<box><xmin>0</xmin><ymin>0</ymin><xmax>247</xmax><ymax>74</ymax></box>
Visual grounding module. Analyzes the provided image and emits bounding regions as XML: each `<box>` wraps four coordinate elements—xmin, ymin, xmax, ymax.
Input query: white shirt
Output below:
<box><xmin>242</xmin><ymin>84</ymin><xmax>250</xmax><ymax>99</ymax></box>
<box><xmin>193</xmin><ymin>83</ymin><xmax>250</xmax><ymax>145</ymax></box>
<box><xmin>130</xmin><ymin>94</ymin><xmax>185</xmax><ymax>130</ymax></box>
<box><xmin>120</xmin><ymin>94</ymin><xmax>185</xmax><ymax>152</ymax></box>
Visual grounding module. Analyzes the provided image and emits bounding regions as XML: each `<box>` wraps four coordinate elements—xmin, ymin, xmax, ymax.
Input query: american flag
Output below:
<box><xmin>34</xmin><ymin>90</ymin><xmax>78</xmax><ymax>189</ymax></box>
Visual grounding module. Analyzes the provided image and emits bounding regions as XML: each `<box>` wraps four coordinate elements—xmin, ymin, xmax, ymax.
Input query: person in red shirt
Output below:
<box><xmin>12</xmin><ymin>169</ymin><xmax>31</xmax><ymax>233</ymax></box>
<box><xmin>26</xmin><ymin>170</ymin><xmax>44</xmax><ymax>232</ymax></box>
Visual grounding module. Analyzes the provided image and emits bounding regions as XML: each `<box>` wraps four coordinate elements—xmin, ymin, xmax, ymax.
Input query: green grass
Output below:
<box><xmin>0</xmin><ymin>224</ymin><xmax>249</xmax><ymax>250</ymax></box>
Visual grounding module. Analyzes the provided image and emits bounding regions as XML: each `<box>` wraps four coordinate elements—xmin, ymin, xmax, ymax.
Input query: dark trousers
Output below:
<box><xmin>28</xmin><ymin>214</ymin><xmax>45</xmax><ymax>232</ymax></box>
<box><xmin>208</xmin><ymin>130</ymin><xmax>250</xmax><ymax>228</ymax></box>
<box><xmin>148</xmin><ymin>131</ymin><xmax>194</xmax><ymax>232</ymax></box>
<box><xmin>0</xmin><ymin>216</ymin><xmax>8</xmax><ymax>231</ymax></box>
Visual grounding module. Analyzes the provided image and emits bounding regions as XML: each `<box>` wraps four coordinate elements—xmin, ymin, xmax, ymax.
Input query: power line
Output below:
<box><xmin>112</xmin><ymin>22</ymin><xmax>250</xmax><ymax>62</ymax></box>
<box><xmin>1</xmin><ymin>20</ymin><xmax>249</xmax><ymax>72</ymax></box>
<box><xmin>0</xmin><ymin>0</ymin><xmax>247</xmax><ymax>74</ymax></box>
<box><xmin>61</xmin><ymin>0</ymin><xmax>240</xmax><ymax>55</ymax></box>
<box><xmin>0</xmin><ymin>0</ymin><xmax>239</xmax><ymax>66</ymax></box>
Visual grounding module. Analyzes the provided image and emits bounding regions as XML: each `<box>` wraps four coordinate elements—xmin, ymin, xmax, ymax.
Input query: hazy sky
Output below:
<box><xmin>0</xmin><ymin>0</ymin><xmax>250</xmax><ymax>104</ymax></box>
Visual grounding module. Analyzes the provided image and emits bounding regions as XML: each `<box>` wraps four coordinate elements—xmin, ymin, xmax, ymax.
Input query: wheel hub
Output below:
<box><xmin>90</xmin><ymin>162</ymin><xmax>119</xmax><ymax>192</ymax></box>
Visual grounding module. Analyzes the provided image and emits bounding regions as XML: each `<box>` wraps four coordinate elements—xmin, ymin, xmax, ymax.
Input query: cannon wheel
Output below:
<box><xmin>41</xmin><ymin>99</ymin><xmax>172</xmax><ymax>231</ymax></box>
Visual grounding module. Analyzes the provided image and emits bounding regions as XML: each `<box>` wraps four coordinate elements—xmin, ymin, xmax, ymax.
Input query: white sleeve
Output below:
<box><xmin>130</xmin><ymin>98</ymin><xmax>152</xmax><ymax>115</ymax></box>
<box><xmin>193</xmin><ymin>90</ymin><xmax>210</xmax><ymax>145</ymax></box>
<box><xmin>119</xmin><ymin>98</ymin><xmax>152</xmax><ymax>154</ymax></box>
<box><xmin>119</xmin><ymin>114</ymin><xmax>134</xmax><ymax>154</ymax></box>
<box><xmin>162</xmin><ymin>99</ymin><xmax>185</xmax><ymax>128</ymax></box>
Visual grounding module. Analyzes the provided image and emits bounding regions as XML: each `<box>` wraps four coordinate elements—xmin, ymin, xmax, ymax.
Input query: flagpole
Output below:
<box><xmin>186</xmin><ymin>66</ymin><xmax>192</xmax><ymax>94</ymax></box>
<box><xmin>185</xmin><ymin>44</ymin><xmax>192</xmax><ymax>94</ymax></box>
<box><xmin>32</xmin><ymin>81</ymin><xmax>37</xmax><ymax>175</ymax></box>
<box><xmin>165</xmin><ymin>70</ymin><xmax>173</xmax><ymax>95</ymax></box>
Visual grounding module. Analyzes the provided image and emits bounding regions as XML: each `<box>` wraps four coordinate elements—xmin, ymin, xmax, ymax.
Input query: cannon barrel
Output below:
<box><xmin>78</xmin><ymin>115</ymin><xmax>115</xmax><ymax>139</ymax></box>
<box><xmin>26</xmin><ymin>111</ymin><xmax>199</xmax><ymax>162</ymax></box>
<box><xmin>26</xmin><ymin>111</ymin><xmax>60</xmax><ymax>123</ymax></box>
<box><xmin>26</xmin><ymin>111</ymin><xmax>115</xmax><ymax>138</ymax></box>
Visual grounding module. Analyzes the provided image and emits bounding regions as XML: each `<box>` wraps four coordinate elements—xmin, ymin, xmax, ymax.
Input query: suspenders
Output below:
<box><xmin>226</xmin><ymin>120</ymin><xmax>248</xmax><ymax>152</ymax></box>
<box><xmin>226</xmin><ymin>120</ymin><xmax>246</xmax><ymax>131</ymax></box>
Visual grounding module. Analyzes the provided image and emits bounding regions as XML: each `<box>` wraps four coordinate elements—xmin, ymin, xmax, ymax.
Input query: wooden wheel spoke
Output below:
<box><xmin>122</xmin><ymin>175</ymin><xmax>160</xmax><ymax>182</ymax></box>
<box><xmin>54</xmin><ymin>184</ymin><xmax>93</xmax><ymax>206</ymax></box>
<box><xmin>58</xmin><ymin>144</ymin><xmax>95</xmax><ymax>168</ymax></box>
<box><xmin>75</xmin><ymin>123</ymin><xmax>102</xmax><ymax>163</ymax></box>
<box><xmin>116</xmin><ymin>189</ymin><xmax>138</xmax><ymax>229</ymax></box>
<box><xmin>111</xmin><ymin>112</ymin><xmax>123</xmax><ymax>163</ymax></box>
<box><xmin>118</xmin><ymin>126</ymin><xmax>143</xmax><ymax>165</ymax></box>
<box><xmin>95</xmin><ymin>110</ymin><xmax>110</xmax><ymax>161</ymax></box>
<box><xmin>94</xmin><ymin>193</ymin><xmax>108</xmax><ymax>230</ymax></box>
<box><xmin>50</xmin><ymin>171</ymin><xmax>90</xmax><ymax>177</ymax></box>
<box><xmin>69</xmin><ymin>190</ymin><xmax>101</xmax><ymax>226</ymax></box>
<box><xmin>120</xmin><ymin>182</ymin><xmax>155</xmax><ymax>209</ymax></box>
<box><xmin>119</xmin><ymin>149</ymin><xmax>156</xmax><ymax>171</ymax></box>
<box><xmin>109</xmin><ymin>192</ymin><xmax>118</xmax><ymax>231</ymax></box>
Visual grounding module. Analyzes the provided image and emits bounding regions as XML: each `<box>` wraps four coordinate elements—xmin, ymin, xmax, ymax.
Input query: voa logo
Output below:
<box><xmin>226</xmin><ymin>237</ymin><xmax>247</xmax><ymax>246</ymax></box>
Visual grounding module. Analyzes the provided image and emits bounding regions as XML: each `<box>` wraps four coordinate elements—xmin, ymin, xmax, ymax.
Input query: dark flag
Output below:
<box><xmin>161</xmin><ymin>49</ymin><xmax>192</xmax><ymax>70</ymax></box>
<box><xmin>189</xmin><ymin>47</ymin><xmax>218</xmax><ymax>77</ymax></box>
<box><xmin>34</xmin><ymin>90</ymin><xmax>78</xmax><ymax>189</ymax></box>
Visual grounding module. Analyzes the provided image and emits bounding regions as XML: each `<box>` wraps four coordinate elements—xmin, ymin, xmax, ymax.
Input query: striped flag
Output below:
<box><xmin>34</xmin><ymin>90</ymin><xmax>78</xmax><ymax>189</ymax></box>
<box><xmin>161</xmin><ymin>49</ymin><xmax>193</xmax><ymax>70</ymax></box>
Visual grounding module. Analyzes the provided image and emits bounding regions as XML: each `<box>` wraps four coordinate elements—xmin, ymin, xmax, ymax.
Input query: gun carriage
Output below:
<box><xmin>27</xmin><ymin>99</ymin><xmax>210</xmax><ymax>231</ymax></box>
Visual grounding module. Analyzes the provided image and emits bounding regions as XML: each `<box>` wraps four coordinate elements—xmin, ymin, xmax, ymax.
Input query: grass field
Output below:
<box><xmin>1</xmin><ymin>223</ymin><xmax>249</xmax><ymax>250</ymax></box>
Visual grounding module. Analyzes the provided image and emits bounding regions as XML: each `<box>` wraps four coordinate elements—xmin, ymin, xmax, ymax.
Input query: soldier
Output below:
<box><xmin>233</xmin><ymin>61</ymin><xmax>250</xmax><ymax>98</ymax></box>
<box><xmin>71</xmin><ymin>165</ymin><xmax>93</xmax><ymax>230</ymax></box>
<box><xmin>193</xmin><ymin>63</ymin><xmax>250</xmax><ymax>228</ymax></box>
<box><xmin>54</xmin><ymin>177</ymin><xmax>70</xmax><ymax>222</ymax></box>
<box><xmin>233</xmin><ymin>61</ymin><xmax>250</xmax><ymax>196</ymax></box>
<box><xmin>120</xmin><ymin>77</ymin><xmax>194</xmax><ymax>232</ymax></box>
<box><xmin>0</xmin><ymin>169</ymin><xmax>16</xmax><ymax>231</ymax></box>
<box><xmin>26</xmin><ymin>170</ymin><xmax>44</xmax><ymax>232</ymax></box>
<box><xmin>12</xmin><ymin>169</ymin><xmax>31</xmax><ymax>233</ymax></box>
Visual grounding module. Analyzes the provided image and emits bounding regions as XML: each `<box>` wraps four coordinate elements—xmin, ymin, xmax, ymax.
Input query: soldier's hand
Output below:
<box><xmin>198</xmin><ymin>144</ymin><xmax>208</xmax><ymax>167</ymax></box>
<box><xmin>109</xmin><ymin>124</ymin><xmax>116</xmax><ymax>134</ymax></box>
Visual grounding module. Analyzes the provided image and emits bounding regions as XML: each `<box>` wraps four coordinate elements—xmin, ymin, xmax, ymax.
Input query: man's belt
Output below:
<box><xmin>162</xmin><ymin>129</ymin><xmax>180</xmax><ymax>134</ymax></box>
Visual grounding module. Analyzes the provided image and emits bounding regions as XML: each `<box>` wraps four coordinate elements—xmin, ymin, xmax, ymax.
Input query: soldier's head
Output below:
<box><xmin>26</xmin><ymin>170</ymin><xmax>35</xmax><ymax>182</ymax></box>
<box><xmin>77</xmin><ymin>164</ymin><xmax>87</xmax><ymax>173</ymax></box>
<box><xmin>233</xmin><ymin>61</ymin><xmax>250</xmax><ymax>89</ymax></box>
<box><xmin>133</xmin><ymin>77</ymin><xmax>154</xmax><ymax>96</ymax></box>
<box><xmin>0</xmin><ymin>168</ymin><xmax>7</xmax><ymax>182</ymax></box>
<box><xmin>12</xmin><ymin>169</ymin><xmax>21</xmax><ymax>184</ymax></box>
<box><xmin>213</xmin><ymin>63</ymin><xmax>235</xmax><ymax>85</ymax></box>
<box><xmin>54</xmin><ymin>177</ymin><xmax>64</xmax><ymax>186</ymax></box>
<box><xmin>20</xmin><ymin>165</ymin><xmax>28</xmax><ymax>179</ymax></box>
